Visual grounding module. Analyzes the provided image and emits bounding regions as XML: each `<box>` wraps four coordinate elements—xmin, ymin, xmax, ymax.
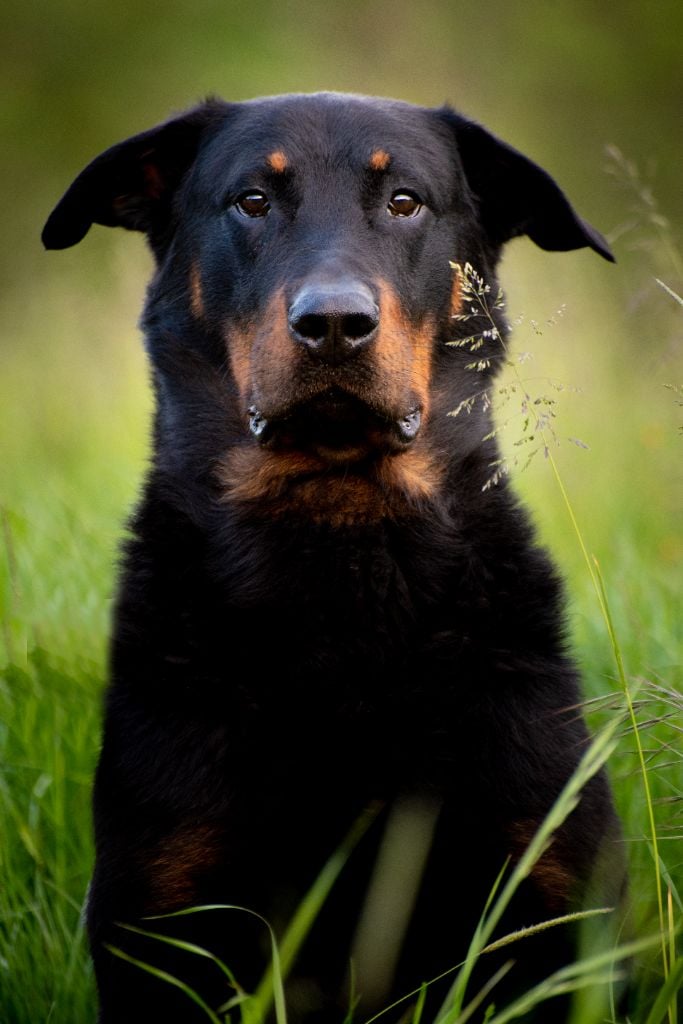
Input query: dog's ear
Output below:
<box><xmin>440</xmin><ymin>109</ymin><xmax>614</xmax><ymax>262</ymax></box>
<box><xmin>42</xmin><ymin>101</ymin><xmax>225</xmax><ymax>251</ymax></box>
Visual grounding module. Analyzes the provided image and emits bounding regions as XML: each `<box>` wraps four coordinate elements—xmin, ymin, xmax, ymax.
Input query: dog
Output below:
<box><xmin>43</xmin><ymin>92</ymin><xmax>623</xmax><ymax>1023</ymax></box>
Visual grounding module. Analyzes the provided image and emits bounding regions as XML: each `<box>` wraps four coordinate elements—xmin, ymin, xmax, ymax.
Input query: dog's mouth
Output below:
<box><xmin>247</xmin><ymin>389</ymin><xmax>422</xmax><ymax>461</ymax></box>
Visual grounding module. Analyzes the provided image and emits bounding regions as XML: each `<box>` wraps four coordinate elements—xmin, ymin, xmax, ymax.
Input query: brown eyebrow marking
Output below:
<box><xmin>369</xmin><ymin>149</ymin><xmax>391</xmax><ymax>172</ymax></box>
<box><xmin>266</xmin><ymin>150</ymin><xmax>289</xmax><ymax>173</ymax></box>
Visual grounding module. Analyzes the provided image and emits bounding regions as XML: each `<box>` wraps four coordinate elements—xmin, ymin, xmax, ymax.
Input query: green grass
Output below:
<box><xmin>1</xmin><ymin>244</ymin><xmax>681</xmax><ymax>1019</ymax></box>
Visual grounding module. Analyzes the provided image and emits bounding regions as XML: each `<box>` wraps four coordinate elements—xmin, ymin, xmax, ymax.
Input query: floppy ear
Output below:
<box><xmin>440</xmin><ymin>109</ymin><xmax>614</xmax><ymax>262</ymax></box>
<box><xmin>42</xmin><ymin>100</ymin><xmax>224</xmax><ymax>251</ymax></box>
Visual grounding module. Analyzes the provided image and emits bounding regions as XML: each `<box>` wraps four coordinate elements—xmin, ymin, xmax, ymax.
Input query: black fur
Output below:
<box><xmin>44</xmin><ymin>92</ymin><xmax>622</xmax><ymax>1023</ymax></box>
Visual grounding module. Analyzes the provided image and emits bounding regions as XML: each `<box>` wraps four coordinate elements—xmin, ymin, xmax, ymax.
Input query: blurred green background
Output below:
<box><xmin>1</xmin><ymin>2</ymin><xmax>682</xmax><ymax>1019</ymax></box>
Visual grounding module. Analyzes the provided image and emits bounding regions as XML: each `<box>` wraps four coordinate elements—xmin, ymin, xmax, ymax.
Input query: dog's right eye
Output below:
<box><xmin>387</xmin><ymin>191</ymin><xmax>423</xmax><ymax>218</ymax></box>
<box><xmin>235</xmin><ymin>191</ymin><xmax>271</xmax><ymax>218</ymax></box>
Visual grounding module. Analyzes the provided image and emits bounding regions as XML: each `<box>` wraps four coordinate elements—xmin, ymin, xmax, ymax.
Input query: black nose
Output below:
<box><xmin>288</xmin><ymin>281</ymin><xmax>379</xmax><ymax>364</ymax></box>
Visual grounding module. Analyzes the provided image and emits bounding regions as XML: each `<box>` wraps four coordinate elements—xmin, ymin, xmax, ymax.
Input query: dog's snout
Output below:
<box><xmin>288</xmin><ymin>281</ymin><xmax>379</xmax><ymax>364</ymax></box>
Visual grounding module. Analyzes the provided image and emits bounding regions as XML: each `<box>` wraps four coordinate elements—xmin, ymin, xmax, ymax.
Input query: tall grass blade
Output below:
<box><xmin>146</xmin><ymin>903</ymin><xmax>288</xmax><ymax>1024</ymax></box>
<box><xmin>411</xmin><ymin>982</ymin><xmax>429</xmax><ymax>1024</ymax></box>
<box><xmin>104</xmin><ymin>943</ymin><xmax>224</xmax><ymax>1023</ymax></box>
<box><xmin>455</xmin><ymin>961</ymin><xmax>514</xmax><ymax>1024</ymax></box>
<box><xmin>666</xmin><ymin>889</ymin><xmax>678</xmax><ymax>1024</ymax></box>
<box><xmin>655</xmin><ymin>279</ymin><xmax>683</xmax><ymax>306</ymax></box>
<box><xmin>644</xmin><ymin>956</ymin><xmax>683</xmax><ymax>1024</ymax></box>
<box><xmin>116</xmin><ymin>920</ymin><xmax>242</xmax><ymax>990</ymax></box>
<box><xmin>480</xmin><ymin>907</ymin><xmax>614</xmax><ymax>956</ymax></box>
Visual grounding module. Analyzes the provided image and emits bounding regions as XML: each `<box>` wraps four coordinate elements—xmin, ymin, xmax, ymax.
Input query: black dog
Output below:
<box><xmin>43</xmin><ymin>92</ymin><xmax>623</xmax><ymax>1023</ymax></box>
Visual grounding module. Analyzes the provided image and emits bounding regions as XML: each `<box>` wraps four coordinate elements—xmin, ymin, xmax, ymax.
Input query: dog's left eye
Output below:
<box><xmin>387</xmin><ymin>191</ymin><xmax>423</xmax><ymax>218</ymax></box>
<box><xmin>235</xmin><ymin>191</ymin><xmax>271</xmax><ymax>218</ymax></box>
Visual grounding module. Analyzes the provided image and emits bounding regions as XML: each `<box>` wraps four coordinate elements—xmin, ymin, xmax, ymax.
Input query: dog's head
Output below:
<box><xmin>43</xmin><ymin>94</ymin><xmax>613</xmax><ymax>524</ymax></box>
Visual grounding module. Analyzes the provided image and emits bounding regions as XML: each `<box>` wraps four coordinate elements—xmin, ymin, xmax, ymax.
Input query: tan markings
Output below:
<box><xmin>226</xmin><ymin>289</ymin><xmax>291</xmax><ymax>405</ymax></box>
<box><xmin>378</xmin><ymin>447</ymin><xmax>443</xmax><ymax>504</ymax></box>
<box><xmin>189</xmin><ymin>261</ymin><xmax>204</xmax><ymax>319</ymax></box>
<box><xmin>450</xmin><ymin>264</ymin><xmax>463</xmax><ymax>317</ymax></box>
<box><xmin>266</xmin><ymin>150</ymin><xmax>288</xmax><ymax>173</ymax></box>
<box><xmin>218</xmin><ymin>449</ymin><xmax>385</xmax><ymax>525</ymax></box>
<box><xmin>409</xmin><ymin>320</ymin><xmax>434</xmax><ymax>420</ymax></box>
<box><xmin>530</xmin><ymin>856</ymin><xmax>576</xmax><ymax>912</ymax></box>
<box><xmin>219</xmin><ymin>447</ymin><xmax>328</xmax><ymax>504</ymax></box>
<box><xmin>217</xmin><ymin>442</ymin><xmax>443</xmax><ymax>525</ymax></box>
<box><xmin>374</xmin><ymin>282</ymin><xmax>434</xmax><ymax>422</ymax></box>
<box><xmin>143</xmin><ymin>823</ymin><xmax>222</xmax><ymax>914</ymax></box>
<box><xmin>249</xmin><ymin>289</ymin><xmax>298</xmax><ymax>402</ymax></box>
<box><xmin>227</xmin><ymin>325</ymin><xmax>253</xmax><ymax>404</ymax></box>
<box><xmin>508</xmin><ymin>820</ymin><xmax>576</xmax><ymax>912</ymax></box>
<box><xmin>369</xmin><ymin>148</ymin><xmax>391</xmax><ymax>172</ymax></box>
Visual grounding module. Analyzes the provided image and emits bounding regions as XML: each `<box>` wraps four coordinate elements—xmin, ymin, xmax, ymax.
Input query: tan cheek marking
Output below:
<box><xmin>226</xmin><ymin>289</ymin><xmax>291</xmax><ymax>407</ymax></box>
<box><xmin>143</xmin><ymin>824</ymin><xmax>222</xmax><ymax>915</ymax></box>
<box><xmin>266</xmin><ymin>150</ymin><xmax>288</xmax><ymax>173</ymax></box>
<box><xmin>375</xmin><ymin>282</ymin><xmax>434</xmax><ymax>419</ymax></box>
<box><xmin>189</xmin><ymin>261</ymin><xmax>204</xmax><ymax>319</ymax></box>
<box><xmin>372</xmin><ymin>283</ymin><xmax>414</xmax><ymax>409</ymax></box>
<box><xmin>409</xmin><ymin>319</ymin><xmax>434</xmax><ymax>421</ymax></box>
<box><xmin>450</xmin><ymin>264</ymin><xmax>463</xmax><ymax>317</ymax></box>
<box><xmin>227</xmin><ymin>326</ymin><xmax>253</xmax><ymax>405</ymax></box>
<box><xmin>251</xmin><ymin>289</ymin><xmax>298</xmax><ymax>401</ymax></box>
<box><xmin>369</xmin><ymin>148</ymin><xmax>391</xmax><ymax>172</ymax></box>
